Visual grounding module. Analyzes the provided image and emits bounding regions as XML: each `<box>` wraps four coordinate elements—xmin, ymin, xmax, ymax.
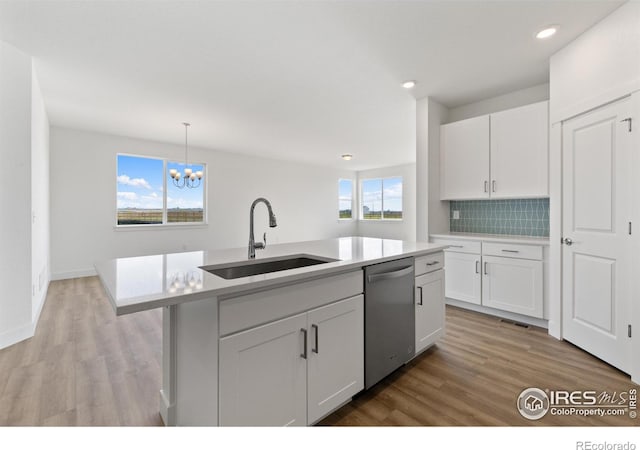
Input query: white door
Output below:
<box><xmin>415</xmin><ymin>269</ymin><xmax>445</xmax><ymax>354</ymax></box>
<box><xmin>440</xmin><ymin>115</ymin><xmax>490</xmax><ymax>200</ymax></box>
<box><xmin>443</xmin><ymin>251</ymin><xmax>482</xmax><ymax>305</ymax></box>
<box><xmin>219</xmin><ymin>312</ymin><xmax>308</xmax><ymax>426</ymax></box>
<box><xmin>562</xmin><ymin>97</ymin><xmax>633</xmax><ymax>373</ymax></box>
<box><xmin>482</xmin><ymin>256</ymin><xmax>543</xmax><ymax>318</ymax></box>
<box><xmin>490</xmin><ymin>101</ymin><xmax>549</xmax><ymax>198</ymax></box>
<box><xmin>306</xmin><ymin>295</ymin><xmax>364</xmax><ymax>425</ymax></box>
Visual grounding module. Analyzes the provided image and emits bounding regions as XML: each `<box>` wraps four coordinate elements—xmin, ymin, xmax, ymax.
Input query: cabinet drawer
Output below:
<box><xmin>431</xmin><ymin>238</ymin><xmax>481</xmax><ymax>254</ymax></box>
<box><xmin>415</xmin><ymin>252</ymin><xmax>444</xmax><ymax>276</ymax></box>
<box><xmin>482</xmin><ymin>242</ymin><xmax>542</xmax><ymax>260</ymax></box>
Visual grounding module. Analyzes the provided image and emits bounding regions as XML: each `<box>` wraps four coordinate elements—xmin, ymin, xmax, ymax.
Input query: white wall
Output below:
<box><xmin>550</xmin><ymin>1</ymin><xmax>640</xmax><ymax>123</ymax></box>
<box><xmin>0</xmin><ymin>41</ymin><xmax>32</xmax><ymax>347</ymax></box>
<box><xmin>447</xmin><ymin>83</ymin><xmax>549</xmax><ymax>123</ymax></box>
<box><xmin>356</xmin><ymin>163</ymin><xmax>416</xmax><ymax>241</ymax></box>
<box><xmin>427</xmin><ymin>98</ymin><xmax>449</xmax><ymax>236</ymax></box>
<box><xmin>31</xmin><ymin>69</ymin><xmax>50</xmax><ymax>323</ymax></box>
<box><xmin>50</xmin><ymin>127</ymin><xmax>357</xmax><ymax>278</ymax></box>
<box><xmin>416</xmin><ymin>96</ymin><xmax>449</xmax><ymax>241</ymax></box>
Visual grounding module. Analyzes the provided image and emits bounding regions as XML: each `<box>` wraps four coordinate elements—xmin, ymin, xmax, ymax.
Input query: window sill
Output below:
<box><xmin>113</xmin><ymin>223</ymin><xmax>208</xmax><ymax>232</ymax></box>
<box><xmin>359</xmin><ymin>219</ymin><xmax>404</xmax><ymax>223</ymax></box>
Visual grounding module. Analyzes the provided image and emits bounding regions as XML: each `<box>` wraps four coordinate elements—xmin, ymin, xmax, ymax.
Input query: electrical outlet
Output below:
<box><xmin>453</xmin><ymin>210</ymin><xmax>460</xmax><ymax>220</ymax></box>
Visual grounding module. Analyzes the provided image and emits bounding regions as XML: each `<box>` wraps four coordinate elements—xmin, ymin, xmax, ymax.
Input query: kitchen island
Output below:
<box><xmin>95</xmin><ymin>237</ymin><xmax>447</xmax><ymax>426</ymax></box>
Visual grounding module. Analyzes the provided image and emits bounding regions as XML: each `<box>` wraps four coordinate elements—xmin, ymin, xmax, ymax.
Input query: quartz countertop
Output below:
<box><xmin>430</xmin><ymin>232</ymin><xmax>550</xmax><ymax>246</ymax></box>
<box><xmin>95</xmin><ymin>236</ymin><xmax>447</xmax><ymax>316</ymax></box>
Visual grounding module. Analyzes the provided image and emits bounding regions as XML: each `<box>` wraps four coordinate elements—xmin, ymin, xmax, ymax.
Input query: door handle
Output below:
<box><xmin>417</xmin><ymin>286</ymin><xmax>423</xmax><ymax>305</ymax></box>
<box><xmin>367</xmin><ymin>265</ymin><xmax>413</xmax><ymax>283</ymax></box>
<box><xmin>484</xmin><ymin>261</ymin><xmax>488</xmax><ymax>275</ymax></box>
<box><xmin>311</xmin><ymin>324</ymin><xmax>319</xmax><ymax>354</ymax></box>
<box><xmin>300</xmin><ymin>328</ymin><xmax>308</xmax><ymax>359</ymax></box>
<box><xmin>563</xmin><ymin>237</ymin><xmax>573</xmax><ymax>246</ymax></box>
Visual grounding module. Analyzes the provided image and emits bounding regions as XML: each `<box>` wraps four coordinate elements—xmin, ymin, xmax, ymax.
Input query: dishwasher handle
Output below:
<box><xmin>367</xmin><ymin>265</ymin><xmax>414</xmax><ymax>283</ymax></box>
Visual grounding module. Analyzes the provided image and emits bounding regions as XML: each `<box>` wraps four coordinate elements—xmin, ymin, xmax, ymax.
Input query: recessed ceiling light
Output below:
<box><xmin>402</xmin><ymin>80</ymin><xmax>416</xmax><ymax>89</ymax></box>
<box><xmin>536</xmin><ymin>26</ymin><xmax>558</xmax><ymax>39</ymax></box>
<box><xmin>341</xmin><ymin>154</ymin><xmax>353</xmax><ymax>161</ymax></box>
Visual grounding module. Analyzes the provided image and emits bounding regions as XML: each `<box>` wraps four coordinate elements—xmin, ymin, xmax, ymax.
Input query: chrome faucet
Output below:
<box><xmin>248</xmin><ymin>197</ymin><xmax>277</xmax><ymax>259</ymax></box>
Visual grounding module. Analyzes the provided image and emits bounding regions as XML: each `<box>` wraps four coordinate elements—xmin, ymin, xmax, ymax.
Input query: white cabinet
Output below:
<box><xmin>432</xmin><ymin>237</ymin><xmax>545</xmax><ymax>319</ymax></box>
<box><xmin>219</xmin><ymin>312</ymin><xmax>308</xmax><ymax>426</ymax></box>
<box><xmin>415</xmin><ymin>269</ymin><xmax>445</xmax><ymax>354</ymax></box>
<box><xmin>219</xmin><ymin>295</ymin><xmax>364</xmax><ymax>426</ymax></box>
<box><xmin>482</xmin><ymin>255</ymin><xmax>543</xmax><ymax>318</ymax></box>
<box><xmin>443</xmin><ymin>251</ymin><xmax>482</xmax><ymax>305</ymax></box>
<box><xmin>440</xmin><ymin>115</ymin><xmax>490</xmax><ymax>200</ymax></box>
<box><xmin>307</xmin><ymin>296</ymin><xmax>364</xmax><ymax>424</ymax></box>
<box><xmin>490</xmin><ymin>101</ymin><xmax>549</xmax><ymax>198</ymax></box>
<box><xmin>440</xmin><ymin>101</ymin><xmax>549</xmax><ymax>200</ymax></box>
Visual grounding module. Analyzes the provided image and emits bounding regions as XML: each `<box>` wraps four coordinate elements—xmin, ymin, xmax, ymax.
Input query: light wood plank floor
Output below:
<box><xmin>0</xmin><ymin>276</ymin><xmax>635</xmax><ymax>426</ymax></box>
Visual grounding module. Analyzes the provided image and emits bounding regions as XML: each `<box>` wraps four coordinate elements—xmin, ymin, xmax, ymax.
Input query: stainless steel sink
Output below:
<box><xmin>200</xmin><ymin>255</ymin><xmax>338</xmax><ymax>280</ymax></box>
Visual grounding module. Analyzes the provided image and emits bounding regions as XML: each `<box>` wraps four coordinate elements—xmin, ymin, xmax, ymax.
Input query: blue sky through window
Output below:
<box><xmin>117</xmin><ymin>155</ymin><xmax>163</xmax><ymax>209</ymax></box>
<box><xmin>361</xmin><ymin>177</ymin><xmax>402</xmax><ymax>219</ymax></box>
<box><xmin>339</xmin><ymin>179</ymin><xmax>353</xmax><ymax>218</ymax></box>
<box><xmin>167</xmin><ymin>161</ymin><xmax>205</xmax><ymax>210</ymax></box>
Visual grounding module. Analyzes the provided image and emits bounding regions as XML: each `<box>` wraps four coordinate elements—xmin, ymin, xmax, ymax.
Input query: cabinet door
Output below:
<box><xmin>443</xmin><ymin>251</ymin><xmax>482</xmax><ymax>305</ymax></box>
<box><xmin>307</xmin><ymin>295</ymin><xmax>364</xmax><ymax>425</ymax></box>
<box><xmin>440</xmin><ymin>115</ymin><xmax>490</xmax><ymax>200</ymax></box>
<box><xmin>415</xmin><ymin>269</ymin><xmax>445</xmax><ymax>354</ymax></box>
<box><xmin>490</xmin><ymin>101</ymin><xmax>549</xmax><ymax>198</ymax></box>
<box><xmin>219</xmin><ymin>312</ymin><xmax>308</xmax><ymax>426</ymax></box>
<box><xmin>482</xmin><ymin>255</ymin><xmax>543</xmax><ymax>318</ymax></box>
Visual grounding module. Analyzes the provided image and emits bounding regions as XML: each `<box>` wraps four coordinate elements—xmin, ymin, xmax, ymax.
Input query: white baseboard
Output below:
<box><xmin>159</xmin><ymin>389</ymin><xmax>175</xmax><ymax>426</ymax></box>
<box><xmin>446</xmin><ymin>298</ymin><xmax>549</xmax><ymax>329</ymax></box>
<box><xmin>0</xmin><ymin>322</ymin><xmax>35</xmax><ymax>350</ymax></box>
<box><xmin>51</xmin><ymin>268</ymin><xmax>96</xmax><ymax>281</ymax></box>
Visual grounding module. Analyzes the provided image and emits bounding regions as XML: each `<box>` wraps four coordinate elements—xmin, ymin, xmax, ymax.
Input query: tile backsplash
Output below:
<box><xmin>449</xmin><ymin>198</ymin><xmax>549</xmax><ymax>237</ymax></box>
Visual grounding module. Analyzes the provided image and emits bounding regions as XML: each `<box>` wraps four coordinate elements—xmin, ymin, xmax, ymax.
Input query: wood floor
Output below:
<box><xmin>0</xmin><ymin>276</ymin><xmax>635</xmax><ymax>426</ymax></box>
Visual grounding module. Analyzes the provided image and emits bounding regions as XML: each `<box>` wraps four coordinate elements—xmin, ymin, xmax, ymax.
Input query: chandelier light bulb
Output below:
<box><xmin>184</xmin><ymin>168</ymin><xmax>193</xmax><ymax>176</ymax></box>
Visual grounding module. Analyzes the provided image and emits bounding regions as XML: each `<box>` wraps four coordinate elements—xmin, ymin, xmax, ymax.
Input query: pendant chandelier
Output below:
<box><xmin>169</xmin><ymin>122</ymin><xmax>203</xmax><ymax>189</ymax></box>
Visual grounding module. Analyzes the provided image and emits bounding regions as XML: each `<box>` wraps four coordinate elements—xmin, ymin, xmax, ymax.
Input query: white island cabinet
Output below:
<box><xmin>94</xmin><ymin>237</ymin><xmax>447</xmax><ymax>427</ymax></box>
<box><xmin>414</xmin><ymin>254</ymin><xmax>445</xmax><ymax>354</ymax></box>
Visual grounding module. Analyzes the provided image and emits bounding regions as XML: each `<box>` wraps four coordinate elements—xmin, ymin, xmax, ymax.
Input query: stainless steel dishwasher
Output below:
<box><xmin>364</xmin><ymin>257</ymin><xmax>415</xmax><ymax>389</ymax></box>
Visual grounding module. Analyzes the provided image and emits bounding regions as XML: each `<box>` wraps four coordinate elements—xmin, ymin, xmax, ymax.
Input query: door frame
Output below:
<box><xmin>549</xmin><ymin>91</ymin><xmax>640</xmax><ymax>384</ymax></box>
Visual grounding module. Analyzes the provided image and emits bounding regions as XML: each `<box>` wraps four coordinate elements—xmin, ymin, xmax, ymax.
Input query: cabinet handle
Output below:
<box><xmin>501</xmin><ymin>249</ymin><xmax>519</xmax><ymax>253</ymax></box>
<box><xmin>300</xmin><ymin>328</ymin><xmax>307</xmax><ymax>359</ymax></box>
<box><xmin>449</xmin><ymin>245</ymin><xmax>464</xmax><ymax>248</ymax></box>
<box><xmin>312</xmin><ymin>324</ymin><xmax>319</xmax><ymax>354</ymax></box>
<box><xmin>417</xmin><ymin>286</ymin><xmax>423</xmax><ymax>305</ymax></box>
<box><xmin>484</xmin><ymin>181</ymin><xmax>488</xmax><ymax>193</ymax></box>
<box><xmin>492</xmin><ymin>180</ymin><xmax>496</xmax><ymax>192</ymax></box>
<box><xmin>426</xmin><ymin>261</ymin><xmax>439</xmax><ymax>266</ymax></box>
<box><xmin>475</xmin><ymin>260</ymin><xmax>479</xmax><ymax>274</ymax></box>
<box><xmin>484</xmin><ymin>261</ymin><xmax>488</xmax><ymax>275</ymax></box>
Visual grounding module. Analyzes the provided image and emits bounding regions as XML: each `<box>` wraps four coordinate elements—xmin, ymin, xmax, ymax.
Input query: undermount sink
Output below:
<box><xmin>200</xmin><ymin>255</ymin><xmax>338</xmax><ymax>280</ymax></box>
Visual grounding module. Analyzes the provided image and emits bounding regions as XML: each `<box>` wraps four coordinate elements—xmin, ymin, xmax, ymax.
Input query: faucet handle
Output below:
<box><xmin>263</xmin><ymin>232</ymin><xmax>267</xmax><ymax>248</ymax></box>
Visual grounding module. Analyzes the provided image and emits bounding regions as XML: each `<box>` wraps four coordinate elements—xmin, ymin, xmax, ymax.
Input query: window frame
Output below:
<box><xmin>115</xmin><ymin>153</ymin><xmax>208</xmax><ymax>229</ymax></box>
<box><xmin>359</xmin><ymin>176</ymin><xmax>403</xmax><ymax>222</ymax></box>
<box><xmin>338</xmin><ymin>178</ymin><xmax>355</xmax><ymax>221</ymax></box>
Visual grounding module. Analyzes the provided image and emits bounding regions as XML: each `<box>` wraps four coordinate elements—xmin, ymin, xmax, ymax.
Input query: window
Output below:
<box><xmin>117</xmin><ymin>154</ymin><xmax>205</xmax><ymax>226</ymax></box>
<box><xmin>338</xmin><ymin>179</ymin><xmax>354</xmax><ymax>219</ymax></box>
<box><xmin>360</xmin><ymin>176</ymin><xmax>402</xmax><ymax>220</ymax></box>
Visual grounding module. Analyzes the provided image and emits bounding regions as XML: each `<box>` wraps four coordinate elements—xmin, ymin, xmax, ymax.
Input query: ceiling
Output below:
<box><xmin>0</xmin><ymin>1</ymin><xmax>623</xmax><ymax>170</ymax></box>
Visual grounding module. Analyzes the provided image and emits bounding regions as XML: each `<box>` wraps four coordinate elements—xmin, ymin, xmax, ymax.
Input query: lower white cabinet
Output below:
<box><xmin>482</xmin><ymin>256</ymin><xmax>543</xmax><ymax>318</ymax></box>
<box><xmin>219</xmin><ymin>295</ymin><xmax>364</xmax><ymax>426</ymax></box>
<box><xmin>443</xmin><ymin>251</ymin><xmax>482</xmax><ymax>305</ymax></box>
<box><xmin>415</xmin><ymin>269</ymin><xmax>445</xmax><ymax>354</ymax></box>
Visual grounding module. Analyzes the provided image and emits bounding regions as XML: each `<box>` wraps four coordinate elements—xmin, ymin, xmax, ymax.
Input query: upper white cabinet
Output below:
<box><xmin>490</xmin><ymin>101</ymin><xmax>549</xmax><ymax>199</ymax></box>
<box><xmin>440</xmin><ymin>101</ymin><xmax>549</xmax><ymax>200</ymax></box>
<box><xmin>440</xmin><ymin>115</ymin><xmax>490</xmax><ymax>200</ymax></box>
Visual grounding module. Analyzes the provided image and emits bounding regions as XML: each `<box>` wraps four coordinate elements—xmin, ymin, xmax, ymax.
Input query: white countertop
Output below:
<box><xmin>95</xmin><ymin>236</ymin><xmax>447</xmax><ymax>316</ymax></box>
<box><xmin>430</xmin><ymin>232</ymin><xmax>550</xmax><ymax>246</ymax></box>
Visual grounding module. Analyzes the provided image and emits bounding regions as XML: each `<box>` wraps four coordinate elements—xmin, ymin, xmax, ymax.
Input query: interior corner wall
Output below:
<box><xmin>427</xmin><ymin>98</ymin><xmax>449</xmax><ymax>236</ymax></box>
<box><xmin>49</xmin><ymin>127</ymin><xmax>358</xmax><ymax>278</ymax></box>
<box><xmin>31</xmin><ymin>67</ymin><xmax>50</xmax><ymax>323</ymax></box>
<box><xmin>356</xmin><ymin>163</ymin><xmax>416</xmax><ymax>241</ymax></box>
<box><xmin>446</xmin><ymin>83</ymin><xmax>550</xmax><ymax>123</ymax></box>
<box><xmin>416</xmin><ymin>98</ymin><xmax>429</xmax><ymax>241</ymax></box>
<box><xmin>0</xmin><ymin>41</ymin><xmax>33</xmax><ymax>348</ymax></box>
